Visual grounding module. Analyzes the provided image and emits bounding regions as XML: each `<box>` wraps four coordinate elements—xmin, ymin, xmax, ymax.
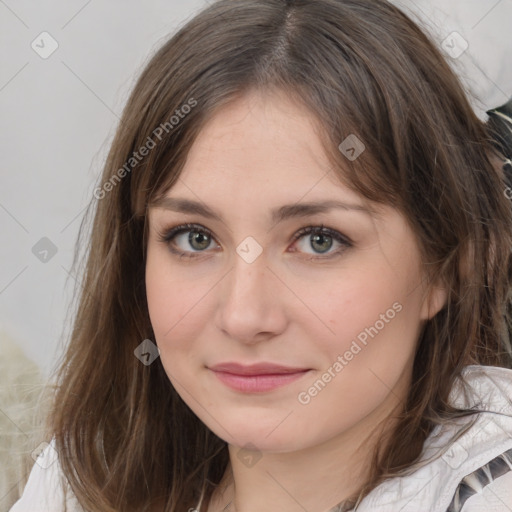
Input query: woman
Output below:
<box><xmin>10</xmin><ymin>0</ymin><xmax>512</xmax><ymax>510</ymax></box>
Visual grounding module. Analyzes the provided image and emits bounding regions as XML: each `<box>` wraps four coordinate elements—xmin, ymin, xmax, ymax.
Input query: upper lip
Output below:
<box><xmin>209</xmin><ymin>362</ymin><xmax>310</xmax><ymax>375</ymax></box>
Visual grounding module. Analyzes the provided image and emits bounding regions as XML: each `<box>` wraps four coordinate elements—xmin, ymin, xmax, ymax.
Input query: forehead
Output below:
<box><xmin>169</xmin><ymin>88</ymin><xmax>358</xmax><ymax>201</ymax></box>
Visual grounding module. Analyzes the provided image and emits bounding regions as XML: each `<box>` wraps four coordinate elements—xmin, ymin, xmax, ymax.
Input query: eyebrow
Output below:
<box><xmin>151</xmin><ymin>196</ymin><xmax>376</xmax><ymax>224</ymax></box>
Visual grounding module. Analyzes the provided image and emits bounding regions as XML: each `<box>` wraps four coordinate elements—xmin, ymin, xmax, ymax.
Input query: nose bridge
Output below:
<box><xmin>216</xmin><ymin>239</ymin><xmax>285</xmax><ymax>341</ymax></box>
<box><xmin>228</xmin><ymin>239</ymin><xmax>269</xmax><ymax>304</ymax></box>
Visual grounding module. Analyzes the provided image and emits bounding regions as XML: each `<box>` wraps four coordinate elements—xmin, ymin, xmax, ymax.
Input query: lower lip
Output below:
<box><xmin>210</xmin><ymin>369</ymin><xmax>311</xmax><ymax>393</ymax></box>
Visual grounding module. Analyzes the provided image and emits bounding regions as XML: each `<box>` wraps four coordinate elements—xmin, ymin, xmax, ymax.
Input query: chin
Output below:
<box><xmin>204</xmin><ymin>413</ymin><xmax>307</xmax><ymax>453</ymax></box>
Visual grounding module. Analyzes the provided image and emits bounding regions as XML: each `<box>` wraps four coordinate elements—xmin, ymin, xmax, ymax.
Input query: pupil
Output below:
<box><xmin>311</xmin><ymin>234</ymin><xmax>332</xmax><ymax>253</ymax></box>
<box><xmin>190</xmin><ymin>231</ymin><xmax>210</xmax><ymax>250</ymax></box>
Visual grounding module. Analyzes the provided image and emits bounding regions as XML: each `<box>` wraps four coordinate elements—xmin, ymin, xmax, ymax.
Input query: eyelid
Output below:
<box><xmin>157</xmin><ymin>222</ymin><xmax>214</xmax><ymax>243</ymax></box>
<box><xmin>291</xmin><ymin>225</ymin><xmax>352</xmax><ymax>245</ymax></box>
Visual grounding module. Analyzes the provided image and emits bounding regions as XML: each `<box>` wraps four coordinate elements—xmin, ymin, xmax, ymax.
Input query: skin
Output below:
<box><xmin>145</xmin><ymin>88</ymin><xmax>447</xmax><ymax>512</ymax></box>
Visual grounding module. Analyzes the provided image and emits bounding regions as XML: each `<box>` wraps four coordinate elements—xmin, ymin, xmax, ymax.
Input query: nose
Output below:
<box><xmin>214</xmin><ymin>247</ymin><xmax>288</xmax><ymax>345</ymax></box>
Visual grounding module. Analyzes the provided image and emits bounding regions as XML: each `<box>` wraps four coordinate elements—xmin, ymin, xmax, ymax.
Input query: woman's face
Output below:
<box><xmin>145</xmin><ymin>88</ymin><xmax>446</xmax><ymax>453</ymax></box>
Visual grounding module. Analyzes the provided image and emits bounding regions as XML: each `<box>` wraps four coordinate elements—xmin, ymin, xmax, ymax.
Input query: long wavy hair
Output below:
<box><xmin>48</xmin><ymin>0</ymin><xmax>512</xmax><ymax>510</ymax></box>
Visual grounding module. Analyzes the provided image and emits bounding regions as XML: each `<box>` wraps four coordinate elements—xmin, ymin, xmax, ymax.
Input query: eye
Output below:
<box><xmin>157</xmin><ymin>223</ymin><xmax>220</xmax><ymax>259</ymax></box>
<box><xmin>290</xmin><ymin>225</ymin><xmax>352</xmax><ymax>259</ymax></box>
<box><xmin>157</xmin><ymin>223</ymin><xmax>352</xmax><ymax>260</ymax></box>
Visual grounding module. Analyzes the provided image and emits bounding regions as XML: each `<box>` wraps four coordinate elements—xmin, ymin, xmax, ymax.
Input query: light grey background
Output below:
<box><xmin>1</xmin><ymin>0</ymin><xmax>511</xmax><ymax>377</ymax></box>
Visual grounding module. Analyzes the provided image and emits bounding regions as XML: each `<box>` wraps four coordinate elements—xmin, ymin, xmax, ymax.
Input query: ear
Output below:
<box><xmin>420</xmin><ymin>235</ymin><xmax>475</xmax><ymax>321</ymax></box>
<box><xmin>420</xmin><ymin>280</ymin><xmax>448</xmax><ymax>321</ymax></box>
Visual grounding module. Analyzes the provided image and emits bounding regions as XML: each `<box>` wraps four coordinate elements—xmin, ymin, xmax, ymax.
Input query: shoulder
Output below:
<box><xmin>9</xmin><ymin>439</ymin><xmax>83</xmax><ymax>512</ymax></box>
<box><xmin>449</xmin><ymin>365</ymin><xmax>512</xmax><ymax>414</ymax></box>
<box><xmin>355</xmin><ymin>365</ymin><xmax>512</xmax><ymax>512</ymax></box>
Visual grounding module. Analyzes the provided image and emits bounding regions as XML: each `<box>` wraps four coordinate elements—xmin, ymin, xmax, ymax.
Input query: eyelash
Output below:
<box><xmin>157</xmin><ymin>222</ymin><xmax>352</xmax><ymax>261</ymax></box>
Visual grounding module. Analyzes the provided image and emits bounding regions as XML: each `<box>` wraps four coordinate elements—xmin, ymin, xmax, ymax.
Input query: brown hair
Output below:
<box><xmin>48</xmin><ymin>0</ymin><xmax>512</xmax><ymax>510</ymax></box>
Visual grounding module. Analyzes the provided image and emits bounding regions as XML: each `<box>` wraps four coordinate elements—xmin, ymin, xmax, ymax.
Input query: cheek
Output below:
<box><xmin>311</xmin><ymin>267</ymin><xmax>421</xmax><ymax>381</ymax></box>
<box><xmin>145</xmin><ymin>252</ymin><xmax>192</xmax><ymax>349</ymax></box>
<box><xmin>146</xmin><ymin>260</ymin><xmax>175</xmax><ymax>339</ymax></box>
<box><xmin>317</xmin><ymin>272</ymin><xmax>399</xmax><ymax>348</ymax></box>
<box><xmin>293</xmin><ymin>285</ymin><xmax>417</xmax><ymax>443</ymax></box>
<box><xmin>145</xmin><ymin>252</ymin><xmax>215</xmax><ymax>375</ymax></box>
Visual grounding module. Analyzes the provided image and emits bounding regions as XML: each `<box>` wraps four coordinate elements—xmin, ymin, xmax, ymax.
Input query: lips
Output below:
<box><xmin>208</xmin><ymin>362</ymin><xmax>311</xmax><ymax>393</ymax></box>
<box><xmin>208</xmin><ymin>362</ymin><xmax>310</xmax><ymax>376</ymax></box>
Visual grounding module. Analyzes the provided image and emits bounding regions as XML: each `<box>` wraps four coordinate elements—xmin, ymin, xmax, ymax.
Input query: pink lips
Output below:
<box><xmin>209</xmin><ymin>362</ymin><xmax>311</xmax><ymax>393</ymax></box>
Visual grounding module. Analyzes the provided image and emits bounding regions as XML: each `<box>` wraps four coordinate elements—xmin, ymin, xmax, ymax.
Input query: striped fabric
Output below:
<box><xmin>446</xmin><ymin>447</ymin><xmax>512</xmax><ymax>512</ymax></box>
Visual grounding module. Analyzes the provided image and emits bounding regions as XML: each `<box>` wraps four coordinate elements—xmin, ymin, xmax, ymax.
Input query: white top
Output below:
<box><xmin>10</xmin><ymin>365</ymin><xmax>512</xmax><ymax>512</ymax></box>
